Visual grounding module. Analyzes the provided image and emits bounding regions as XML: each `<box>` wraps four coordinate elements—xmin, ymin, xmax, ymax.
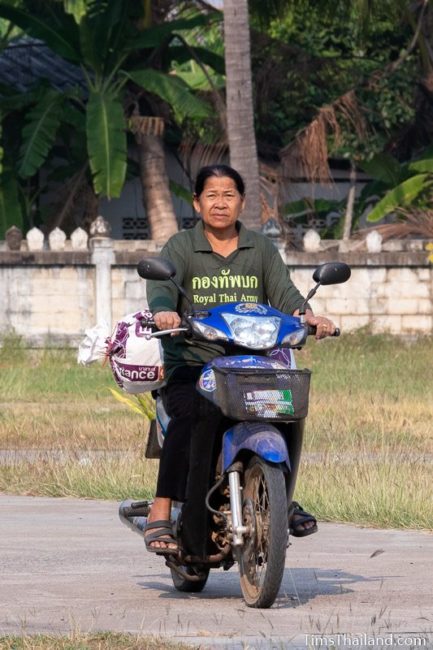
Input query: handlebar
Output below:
<box><xmin>139</xmin><ymin>317</ymin><xmax>190</xmax><ymax>338</ymax></box>
<box><xmin>142</xmin><ymin>317</ymin><xmax>340</xmax><ymax>343</ymax></box>
<box><xmin>306</xmin><ymin>325</ymin><xmax>340</xmax><ymax>337</ymax></box>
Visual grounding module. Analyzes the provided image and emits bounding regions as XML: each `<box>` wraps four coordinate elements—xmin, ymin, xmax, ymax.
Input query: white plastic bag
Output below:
<box><xmin>77</xmin><ymin>321</ymin><xmax>110</xmax><ymax>365</ymax></box>
<box><xmin>108</xmin><ymin>310</ymin><xmax>165</xmax><ymax>394</ymax></box>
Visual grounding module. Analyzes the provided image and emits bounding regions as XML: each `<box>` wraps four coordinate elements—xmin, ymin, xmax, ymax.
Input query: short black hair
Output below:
<box><xmin>194</xmin><ymin>164</ymin><xmax>245</xmax><ymax>197</ymax></box>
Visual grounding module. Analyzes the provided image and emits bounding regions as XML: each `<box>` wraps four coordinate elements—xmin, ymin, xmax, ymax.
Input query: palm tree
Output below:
<box><xmin>131</xmin><ymin>115</ymin><xmax>178</xmax><ymax>244</ymax></box>
<box><xmin>223</xmin><ymin>0</ymin><xmax>261</xmax><ymax>230</ymax></box>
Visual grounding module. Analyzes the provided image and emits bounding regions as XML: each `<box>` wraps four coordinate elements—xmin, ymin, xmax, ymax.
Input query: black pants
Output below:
<box><xmin>156</xmin><ymin>366</ymin><xmax>204</xmax><ymax>501</ymax></box>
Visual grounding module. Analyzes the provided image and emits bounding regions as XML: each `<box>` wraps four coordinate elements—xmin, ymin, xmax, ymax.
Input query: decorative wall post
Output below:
<box><xmin>90</xmin><ymin>216</ymin><xmax>114</xmax><ymax>330</ymax></box>
<box><xmin>5</xmin><ymin>226</ymin><xmax>23</xmax><ymax>250</ymax></box>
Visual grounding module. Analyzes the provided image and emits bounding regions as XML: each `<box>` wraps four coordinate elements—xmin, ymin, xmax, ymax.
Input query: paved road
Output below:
<box><xmin>1</xmin><ymin>495</ymin><xmax>432</xmax><ymax>649</ymax></box>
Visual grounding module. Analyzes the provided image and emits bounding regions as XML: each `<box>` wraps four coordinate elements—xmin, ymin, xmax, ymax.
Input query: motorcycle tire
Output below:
<box><xmin>170</xmin><ymin>565</ymin><xmax>210</xmax><ymax>592</ymax></box>
<box><xmin>238</xmin><ymin>456</ymin><xmax>288</xmax><ymax>608</ymax></box>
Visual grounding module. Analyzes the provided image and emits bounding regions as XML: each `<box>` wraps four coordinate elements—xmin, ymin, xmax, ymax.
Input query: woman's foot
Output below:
<box><xmin>289</xmin><ymin>502</ymin><xmax>318</xmax><ymax>537</ymax></box>
<box><xmin>144</xmin><ymin>497</ymin><xmax>177</xmax><ymax>552</ymax></box>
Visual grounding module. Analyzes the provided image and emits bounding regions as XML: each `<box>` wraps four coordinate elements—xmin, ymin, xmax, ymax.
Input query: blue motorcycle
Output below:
<box><xmin>120</xmin><ymin>258</ymin><xmax>350</xmax><ymax>608</ymax></box>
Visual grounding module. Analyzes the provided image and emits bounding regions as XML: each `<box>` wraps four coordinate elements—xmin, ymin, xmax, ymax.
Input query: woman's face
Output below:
<box><xmin>193</xmin><ymin>176</ymin><xmax>245</xmax><ymax>232</ymax></box>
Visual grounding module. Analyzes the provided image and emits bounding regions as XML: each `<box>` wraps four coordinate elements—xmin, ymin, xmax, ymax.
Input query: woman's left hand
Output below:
<box><xmin>304</xmin><ymin>310</ymin><xmax>336</xmax><ymax>340</ymax></box>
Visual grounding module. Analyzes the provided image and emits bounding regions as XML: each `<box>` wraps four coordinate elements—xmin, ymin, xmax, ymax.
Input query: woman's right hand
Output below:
<box><xmin>154</xmin><ymin>311</ymin><xmax>182</xmax><ymax>331</ymax></box>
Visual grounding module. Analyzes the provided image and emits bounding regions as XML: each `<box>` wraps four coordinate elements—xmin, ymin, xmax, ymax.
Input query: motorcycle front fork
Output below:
<box><xmin>227</xmin><ymin>463</ymin><xmax>248</xmax><ymax>546</ymax></box>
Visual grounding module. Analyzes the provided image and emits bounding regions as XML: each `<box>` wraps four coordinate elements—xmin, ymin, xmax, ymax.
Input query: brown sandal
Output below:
<box><xmin>289</xmin><ymin>502</ymin><xmax>318</xmax><ymax>538</ymax></box>
<box><xmin>144</xmin><ymin>519</ymin><xmax>178</xmax><ymax>555</ymax></box>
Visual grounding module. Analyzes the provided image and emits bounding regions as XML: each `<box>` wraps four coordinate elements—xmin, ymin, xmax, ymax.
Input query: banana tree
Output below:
<box><xmin>359</xmin><ymin>150</ymin><xmax>433</xmax><ymax>222</ymax></box>
<box><xmin>0</xmin><ymin>0</ymin><xmax>222</xmax><ymax>241</ymax></box>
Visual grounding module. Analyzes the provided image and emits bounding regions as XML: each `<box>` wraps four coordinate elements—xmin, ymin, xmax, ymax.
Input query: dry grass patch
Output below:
<box><xmin>0</xmin><ymin>402</ymin><xmax>147</xmax><ymax>450</ymax></box>
<box><xmin>0</xmin><ymin>451</ymin><xmax>158</xmax><ymax>500</ymax></box>
<box><xmin>0</xmin><ymin>633</ymin><xmax>195</xmax><ymax>649</ymax></box>
<box><xmin>306</xmin><ymin>391</ymin><xmax>433</xmax><ymax>453</ymax></box>
<box><xmin>296</xmin><ymin>449</ymin><xmax>433</xmax><ymax>530</ymax></box>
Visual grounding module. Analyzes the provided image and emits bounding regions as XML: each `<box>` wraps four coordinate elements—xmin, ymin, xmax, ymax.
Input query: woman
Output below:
<box><xmin>144</xmin><ymin>164</ymin><xmax>335</xmax><ymax>554</ymax></box>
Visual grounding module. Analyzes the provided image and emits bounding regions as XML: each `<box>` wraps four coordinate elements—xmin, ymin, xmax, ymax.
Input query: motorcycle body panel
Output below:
<box><xmin>222</xmin><ymin>422</ymin><xmax>290</xmax><ymax>471</ymax></box>
<box><xmin>191</xmin><ymin>302</ymin><xmax>305</xmax><ymax>346</ymax></box>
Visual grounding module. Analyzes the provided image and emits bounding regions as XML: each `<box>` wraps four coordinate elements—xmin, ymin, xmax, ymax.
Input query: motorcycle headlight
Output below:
<box><xmin>281</xmin><ymin>327</ymin><xmax>307</xmax><ymax>347</ymax></box>
<box><xmin>222</xmin><ymin>314</ymin><xmax>280</xmax><ymax>349</ymax></box>
<box><xmin>191</xmin><ymin>320</ymin><xmax>228</xmax><ymax>342</ymax></box>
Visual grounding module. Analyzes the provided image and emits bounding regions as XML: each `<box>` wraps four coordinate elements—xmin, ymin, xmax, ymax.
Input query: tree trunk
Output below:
<box><xmin>131</xmin><ymin>116</ymin><xmax>179</xmax><ymax>245</ymax></box>
<box><xmin>223</xmin><ymin>0</ymin><xmax>261</xmax><ymax>230</ymax></box>
<box><xmin>343</xmin><ymin>162</ymin><xmax>357</xmax><ymax>240</ymax></box>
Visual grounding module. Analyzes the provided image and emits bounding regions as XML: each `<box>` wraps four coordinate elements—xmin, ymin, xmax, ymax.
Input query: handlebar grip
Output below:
<box><xmin>140</xmin><ymin>316</ymin><xmax>191</xmax><ymax>337</ymax></box>
<box><xmin>307</xmin><ymin>325</ymin><xmax>340</xmax><ymax>337</ymax></box>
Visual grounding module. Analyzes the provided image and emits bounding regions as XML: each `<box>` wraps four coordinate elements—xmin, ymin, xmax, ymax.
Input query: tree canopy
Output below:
<box><xmin>0</xmin><ymin>0</ymin><xmax>432</xmax><ymax>240</ymax></box>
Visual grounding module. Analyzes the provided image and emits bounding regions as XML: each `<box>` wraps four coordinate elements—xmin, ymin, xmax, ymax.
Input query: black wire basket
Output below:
<box><xmin>212</xmin><ymin>366</ymin><xmax>311</xmax><ymax>421</ymax></box>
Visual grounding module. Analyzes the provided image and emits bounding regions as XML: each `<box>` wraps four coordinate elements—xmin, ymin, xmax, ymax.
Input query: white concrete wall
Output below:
<box><xmin>1</xmin><ymin>242</ymin><xmax>432</xmax><ymax>345</ymax></box>
<box><xmin>0</xmin><ymin>264</ymin><xmax>95</xmax><ymax>345</ymax></box>
<box><xmin>290</xmin><ymin>265</ymin><xmax>433</xmax><ymax>335</ymax></box>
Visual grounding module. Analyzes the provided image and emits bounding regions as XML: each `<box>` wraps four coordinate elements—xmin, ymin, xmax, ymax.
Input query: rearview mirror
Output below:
<box><xmin>137</xmin><ymin>257</ymin><xmax>176</xmax><ymax>281</ymax></box>
<box><xmin>312</xmin><ymin>262</ymin><xmax>351</xmax><ymax>286</ymax></box>
<box><xmin>299</xmin><ymin>262</ymin><xmax>351</xmax><ymax>315</ymax></box>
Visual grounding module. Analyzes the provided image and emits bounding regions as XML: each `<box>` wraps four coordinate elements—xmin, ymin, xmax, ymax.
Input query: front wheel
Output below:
<box><xmin>238</xmin><ymin>457</ymin><xmax>288</xmax><ymax>608</ymax></box>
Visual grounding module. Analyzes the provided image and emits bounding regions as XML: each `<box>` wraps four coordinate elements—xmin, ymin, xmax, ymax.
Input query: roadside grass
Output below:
<box><xmin>1</xmin><ymin>331</ymin><xmax>432</xmax><ymax>529</ymax></box>
<box><xmin>0</xmin><ymin>451</ymin><xmax>158</xmax><ymax>500</ymax></box>
<box><xmin>0</xmin><ymin>402</ymin><xmax>147</xmax><ymax>450</ymax></box>
<box><xmin>296</xmin><ymin>452</ymin><xmax>433</xmax><ymax>530</ymax></box>
<box><xmin>0</xmin><ymin>632</ymin><xmax>195</xmax><ymax>649</ymax></box>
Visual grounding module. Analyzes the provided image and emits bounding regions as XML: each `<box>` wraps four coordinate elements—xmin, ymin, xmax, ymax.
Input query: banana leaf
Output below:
<box><xmin>86</xmin><ymin>89</ymin><xmax>126</xmax><ymax>198</ymax></box>
<box><xmin>79</xmin><ymin>0</ymin><xmax>127</xmax><ymax>76</ymax></box>
<box><xmin>62</xmin><ymin>102</ymin><xmax>86</xmax><ymax>132</ymax></box>
<box><xmin>357</xmin><ymin>178</ymin><xmax>388</xmax><ymax>205</ymax></box>
<box><xmin>359</xmin><ymin>152</ymin><xmax>402</xmax><ymax>186</ymax></box>
<box><xmin>127</xmin><ymin>69</ymin><xmax>211</xmax><ymax>121</ymax></box>
<box><xmin>366</xmin><ymin>174</ymin><xmax>431</xmax><ymax>222</ymax></box>
<box><xmin>282</xmin><ymin>197</ymin><xmax>342</xmax><ymax>218</ymax></box>
<box><xmin>0</xmin><ymin>3</ymin><xmax>80</xmax><ymax>63</ymax></box>
<box><xmin>173</xmin><ymin>67</ymin><xmax>224</xmax><ymax>92</ymax></box>
<box><xmin>407</xmin><ymin>157</ymin><xmax>433</xmax><ymax>174</ymax></box>
<box><xmin>169</xmin><ymin>179</ymin><xmax>193</xmax><ymax>205</ymax></box>
<box><xmin>18</xmin><ymin>88</ymin><xmax>64</xmax><ymax>178</ymax></box>
<box><xmin>167</xmin><ymin>46</ymin><xmax>225</xmax><ymax>75</ymax></box>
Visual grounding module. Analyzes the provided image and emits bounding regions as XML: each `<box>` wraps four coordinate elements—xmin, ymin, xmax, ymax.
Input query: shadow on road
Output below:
<box><xmin>134</xmin><ymin>565</ymin><xmax>383</xmax><ymax>608</ymax></box>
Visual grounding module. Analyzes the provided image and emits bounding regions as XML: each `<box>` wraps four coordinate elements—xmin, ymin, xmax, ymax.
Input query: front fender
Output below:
<box><xmin>222</xmin><ymin>422</ymin><xmax>290</xmax><ymax>471</ymax></box>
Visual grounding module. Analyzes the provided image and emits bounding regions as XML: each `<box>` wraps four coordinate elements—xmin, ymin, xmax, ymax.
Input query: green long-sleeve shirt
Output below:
<box><xmin>147</xmin><ymin>220</ymin><xmax>306</xmax><ymax>379</ymax></box>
